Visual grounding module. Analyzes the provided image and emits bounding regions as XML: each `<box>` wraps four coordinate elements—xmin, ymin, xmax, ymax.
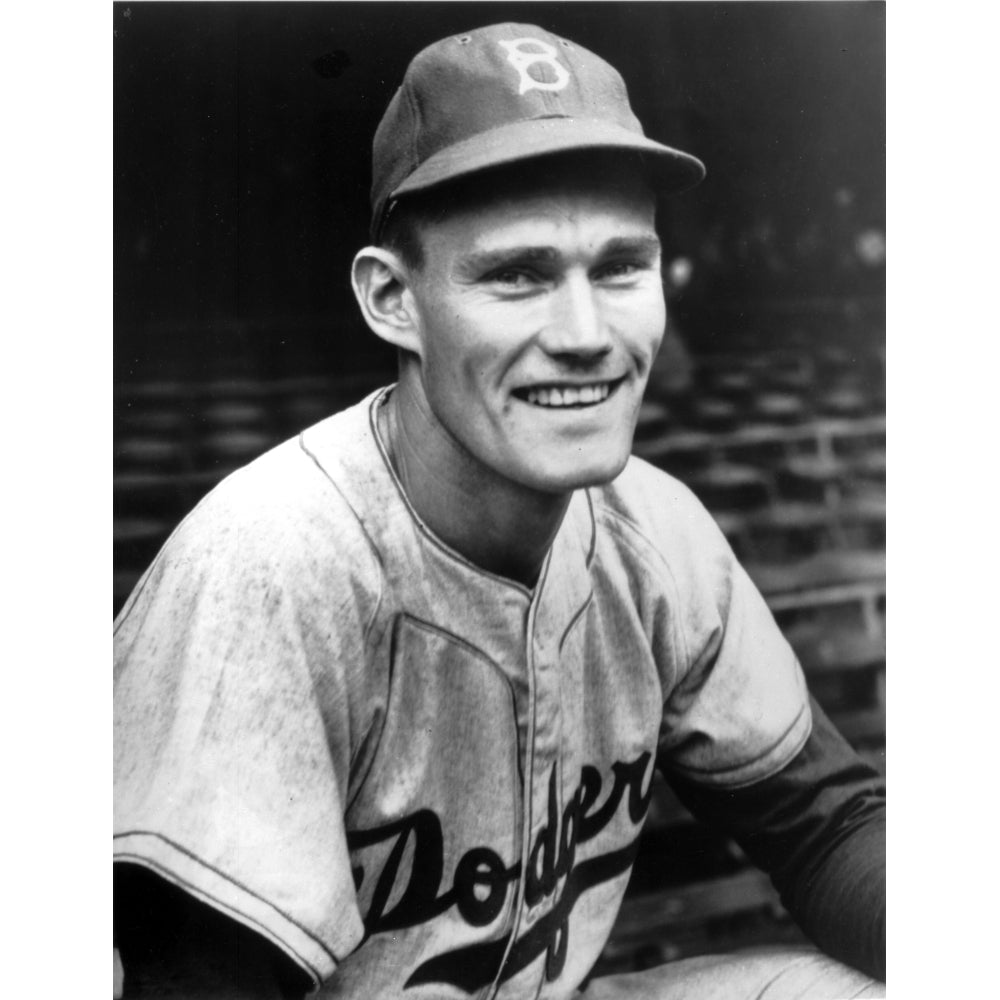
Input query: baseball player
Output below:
<box><xmin>114</xmin><ymin>23</ymin><xmax>886</xmax><ymax>999</ymax></box>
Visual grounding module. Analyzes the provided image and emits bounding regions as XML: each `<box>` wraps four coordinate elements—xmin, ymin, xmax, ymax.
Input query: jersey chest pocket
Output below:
<box><xmin>346</xmin><ymin>614</ymin><xmax>523</xmax><ymax>938</ymax></box>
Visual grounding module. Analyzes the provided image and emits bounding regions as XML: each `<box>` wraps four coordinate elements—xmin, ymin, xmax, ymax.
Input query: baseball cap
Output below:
<box><xmin>370</xmin><ymin>22</ymin><xmax>706</xmax><ymax>240</ymax></box>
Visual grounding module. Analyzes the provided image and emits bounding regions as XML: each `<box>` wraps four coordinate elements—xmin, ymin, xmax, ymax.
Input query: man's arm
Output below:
<box><xmin>114</xmin><ymin>865</ymin><xmax>310</xmax><ymax>999</ymax></box>
<box><xmin>663</xmin><ymin>697</ymin><xmax>885</xmax><ymax>980</ymax></box>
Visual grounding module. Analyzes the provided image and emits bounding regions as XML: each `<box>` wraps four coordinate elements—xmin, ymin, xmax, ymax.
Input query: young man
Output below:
<box><xmin>114</xmin><ymin>23</ymin><xmax>885</xmax><ymax>999</ymax></box>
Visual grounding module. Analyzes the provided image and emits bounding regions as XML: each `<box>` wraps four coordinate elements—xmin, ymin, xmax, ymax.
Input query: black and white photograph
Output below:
<box><xmin>111</xmin><ymin>4</ymin><xmax>891</xmax><ymax>997</ymax></box>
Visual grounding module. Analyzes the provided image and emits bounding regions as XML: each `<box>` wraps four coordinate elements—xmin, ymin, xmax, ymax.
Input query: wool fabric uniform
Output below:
<box><xmin>114</xmin><ymin>388</ymin><xmax>813</xmax><ymax>999</ymax></box>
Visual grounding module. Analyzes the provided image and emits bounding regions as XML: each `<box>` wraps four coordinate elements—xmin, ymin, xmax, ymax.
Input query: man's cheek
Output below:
<box><xmin>638</xmin><ymin>324</ymin><xmax>666</xmax><ymax>370</ymax></box>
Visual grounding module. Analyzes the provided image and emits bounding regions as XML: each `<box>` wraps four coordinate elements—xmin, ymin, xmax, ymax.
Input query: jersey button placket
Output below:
<box><xmin>525</xmin><ymin>627</ymin><xmax>563</xmax><ymax>982</ymax></box>
<box><xmin>488</xmin><ymin>590</ymin><xmax>547</xmax><ymax>998</ymax></box>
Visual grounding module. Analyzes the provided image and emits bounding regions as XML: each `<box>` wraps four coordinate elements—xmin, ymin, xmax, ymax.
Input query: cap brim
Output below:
<box><xmin>391</xmin><ymin>116</ymin><xmax>706</xmax><ymax>203</ymax></box>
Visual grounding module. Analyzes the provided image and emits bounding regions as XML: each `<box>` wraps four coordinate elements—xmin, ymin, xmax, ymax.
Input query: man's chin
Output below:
<box><xmin>518</xmin><ymin>450</ymin><xmax>632</xmax><ymax>495</ymax></box>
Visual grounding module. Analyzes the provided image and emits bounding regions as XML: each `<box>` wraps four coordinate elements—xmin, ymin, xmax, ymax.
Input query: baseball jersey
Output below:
<box><xmin>114</xmin><ymin>387</ymin><xmax>812</xmax><ymax>999</ymax></box>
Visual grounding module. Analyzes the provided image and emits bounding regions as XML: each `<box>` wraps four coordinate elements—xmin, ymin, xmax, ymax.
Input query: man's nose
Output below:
<box><xmin>537</xmin><ymin>275</ymin><xmax>613</xmax><ymax>360</ymax></box>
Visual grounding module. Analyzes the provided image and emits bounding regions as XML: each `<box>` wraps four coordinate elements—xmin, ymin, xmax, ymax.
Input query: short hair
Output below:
<box><xmin>378</xmin><ymin>196</ymin><xmax>435</xmax><ymax>272</ymax></box>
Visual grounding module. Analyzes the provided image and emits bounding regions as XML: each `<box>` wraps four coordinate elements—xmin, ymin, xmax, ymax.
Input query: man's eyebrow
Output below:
<box><xmin>460</xmin><ymin>235</ymin><xmax>661</xmax><ymax>275</ymax></box>
<box><xmin>600</xmin><ymin>235</ymin><xmax>662</xmax><ymax>259</ymax></box>
<box><xmin>460</xmin><ymin>245</ymin><xmax>560</xmax><ymax>274</ymax></box>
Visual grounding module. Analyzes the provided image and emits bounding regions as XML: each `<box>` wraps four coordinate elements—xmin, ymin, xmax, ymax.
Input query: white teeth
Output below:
<box><xmin>523</xmin><ymin>383</ymin><xmax>612</xmax><ymax>407</ymax></box>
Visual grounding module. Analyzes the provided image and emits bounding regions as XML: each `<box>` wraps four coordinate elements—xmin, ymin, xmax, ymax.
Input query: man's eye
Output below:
<box><xmin>487</xmin><ymin>269</ymin><xmax>537</xmax><ymax>288</ymax></box>
<box><xmin>598</xmin><ymin>261</ymin><xmax>642</xmax><ymax>281</ymax></box>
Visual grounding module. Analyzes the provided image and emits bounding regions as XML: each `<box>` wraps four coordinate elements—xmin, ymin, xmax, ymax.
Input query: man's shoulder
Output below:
<box><xmin>590</xmin><ymin>454</ymin><xmax>718</xmax><ymax>549</ymax></box>
<box><xmin>581</xmin><ymin>454</ymin><xmax>741</xmax><ymax>604</ymax></box>
<box><xmin>146</xmin><ymin>393</ymin><xmax>387</xmax><ymax>587</ymax></box>
<box><xmin>195</xmin><ymin>391</ymin><xmax>381</xmax><ymax>527</ymax></box>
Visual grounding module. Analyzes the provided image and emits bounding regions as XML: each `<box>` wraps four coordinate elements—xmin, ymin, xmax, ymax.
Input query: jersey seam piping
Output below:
<box><xmin>297</xmin><ymin>429</ymin><xmax>385</xmax><ymax>644</ymax></box>
<box><xmin>665</xmin><ymin>701</ymin><xmax>813</xmax><ymax>787</ymax></box>
<box><xmin>368</xmin><ymin>388</ymin><xmax>535</xmax><ymax>600</ymax></box>
<box><xmin>557</xmin><ymin>591</ymin><xmax>594</xmax><ymax>655</ymax></box>
<box><xmin>397</xmin><ymin>612</ymin><xmax>518</xmax><ymax>691</ymax></box>
<box><xmin>592</xmin><ymin>504</ymin><xmax>690</xmax><ymax>669</ymax></box>
<box><xmin>113</xmin><ymin>830</ymin><xmax>342</xmax><ymax>968</ymax></box>
<box><xmin>114</xmin><ymin>852</ymin><xmax>325</xmax><ymax>985</ymax></box>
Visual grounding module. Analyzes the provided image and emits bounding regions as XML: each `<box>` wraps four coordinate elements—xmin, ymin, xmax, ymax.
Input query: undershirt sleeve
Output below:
<box><xmin>662</xmin><ymin>697</ymin><xmax>886</xmax><ymax>980</ymax></box>
<box><xmin>114</xmin><ymin>477</ymin><xmax>371</xmax><ymax>988</ymax></box>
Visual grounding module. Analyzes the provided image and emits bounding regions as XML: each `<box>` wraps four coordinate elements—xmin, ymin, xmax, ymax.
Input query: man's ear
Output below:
<box><xmin>351</xmin><ymin>246</ymin><xmax>423</xmax><ymax>356</ymax></box>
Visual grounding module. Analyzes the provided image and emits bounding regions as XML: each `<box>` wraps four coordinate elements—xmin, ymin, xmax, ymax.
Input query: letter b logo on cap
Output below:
<box><xmin>499</xmin><ymin>38</ymin><xmax>571</xmax><ymax>96</ymax></box>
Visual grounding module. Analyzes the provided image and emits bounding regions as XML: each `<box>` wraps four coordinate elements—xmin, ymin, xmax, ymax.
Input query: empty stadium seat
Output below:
<box><xmin>634</xmin><ymin>400</ymin><xmax>673</xmax><ymax>442</ymax></box>
<box><xmin>775</xmin><ymin>455</ymin><xmax>849</xmax><ymax>506</ymax></box>
<box><xmin>198</xmin><ymin>428</ymin><xmax>276</xmax><ymax>468</ymax></box>
<box><xmin>744</xmin><ymin>548</ymin><xmax>885</xmax><ymax>599</ymax></box>
<box><xmin>114</xmin><ymin>435</ymin><xmax>188</xmax><ymax>474</ymax></box>
<box><xmin>686</xmin><ymin>396</ymin><xmax>741</xmax><ymax>433</ymax></box>
<box><xmin>633</xmin><ymin>429</ymin><xmax>717</xmax><ymax>477</ymax></box>
<box><xmin>753</xmin><ymin>390</ymin><xmax>809</xmax><ymax>423</ymax></box>
<box><xmin>732</xmin><ymin>502</ymin><xmax>839</xmax><ymax>561</ymax></box>
<box><xmin>685</xmin><ymin>463</ymin><xmax>773</xmax><ymax>514</ymax></box>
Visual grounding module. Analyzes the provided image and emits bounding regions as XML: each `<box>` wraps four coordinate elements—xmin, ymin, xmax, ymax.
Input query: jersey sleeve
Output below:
<box><xmin>607</xmin><ymin>459</ymin><xmax>812</xmax><ymax>789</ymax></box>
<box><xmin>114</xmin><ymin>459</ymin><xmax>379</xmax><ymax>988</ymax></box>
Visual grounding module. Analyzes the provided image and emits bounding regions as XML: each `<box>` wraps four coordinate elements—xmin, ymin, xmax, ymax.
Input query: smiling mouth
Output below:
<box><xmin>514</xmin><ymin>379</ymin><xmax>624</xmax><ymax>409</ymax></box>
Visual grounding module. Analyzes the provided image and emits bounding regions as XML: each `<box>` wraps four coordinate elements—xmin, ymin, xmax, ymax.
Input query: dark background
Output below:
<box><xmin>114</xmin><ymin>1</ymin><xmax>885</xmax><ymax>385</ymax></box>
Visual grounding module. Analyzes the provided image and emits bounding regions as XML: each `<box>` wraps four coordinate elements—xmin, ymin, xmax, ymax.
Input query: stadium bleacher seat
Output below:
<box><xmin>687</xmin><ymin>396</ymin><xmax>741</xmax><ymax>433</ymax></box>
<box><xmin>749</xmin><ymin>391</ymin><xmax>808</xmax><ymax>426</ymax></box>
<box><xmin>684</xmin><ymin>463</ymin><xmax>773</xmax><ymax>515</ymax></box>
<box><xmin>634</xmin><ymin>400</ymin><xmax>673</xmax><ymax>442</ymax></box>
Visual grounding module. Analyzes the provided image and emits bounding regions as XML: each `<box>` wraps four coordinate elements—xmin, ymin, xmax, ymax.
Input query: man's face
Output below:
<box><xmin>403</xmin><ymin>162</ymin><xmax>665</xmax><ymax>495</ymax></box>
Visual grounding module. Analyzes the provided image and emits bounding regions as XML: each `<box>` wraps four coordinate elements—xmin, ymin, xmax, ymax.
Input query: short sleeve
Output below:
<box><xmin>605</xmin><ymin>459</ymin><xmax>812</xmax><ymax>790</ymax></box>
<box><xmin>114</xmin><ymin>459</ymin><xmax>376</xmax><ymax>987</ymax></box>
<box><xmin>659</xmin><ymin>543</ymin><xmax>812</xmax><ymax>788</ymax></box>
